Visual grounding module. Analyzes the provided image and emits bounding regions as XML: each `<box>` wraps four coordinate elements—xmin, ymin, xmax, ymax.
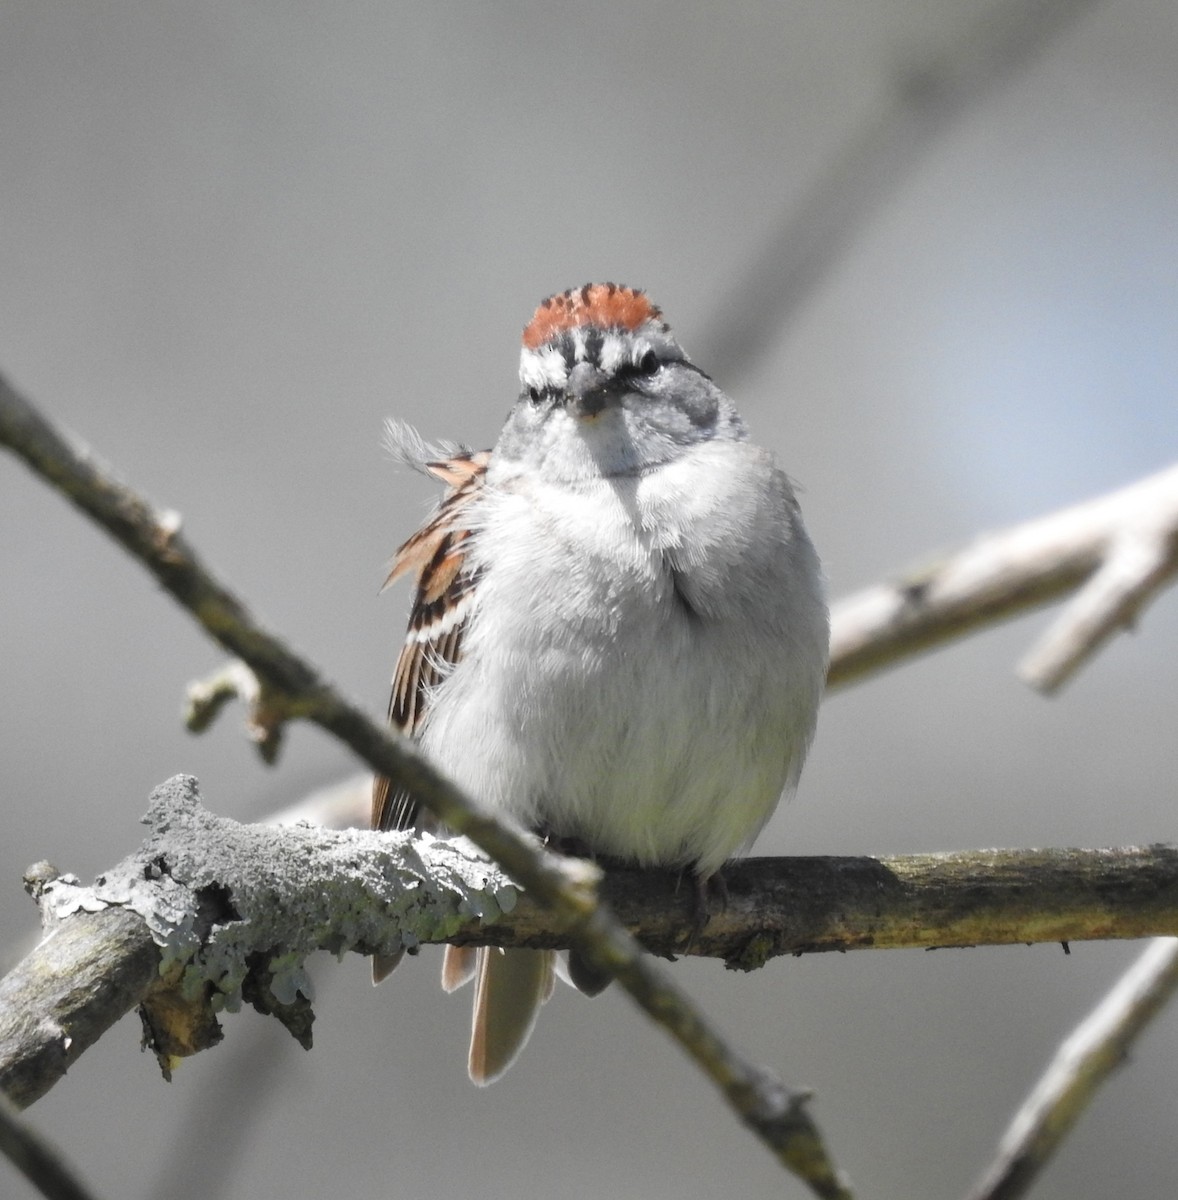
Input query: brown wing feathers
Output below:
<box><xmin>371</xmin><ymin>449</ymin><xmax>490</xmax><ymax>835</ymax></box>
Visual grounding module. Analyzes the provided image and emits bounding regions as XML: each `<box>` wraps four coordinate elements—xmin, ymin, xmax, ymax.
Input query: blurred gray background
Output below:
<box><xmin>3</xmin><ymin>2</ymin><xmax>1178</xmax><ymax>1198</ymax></box>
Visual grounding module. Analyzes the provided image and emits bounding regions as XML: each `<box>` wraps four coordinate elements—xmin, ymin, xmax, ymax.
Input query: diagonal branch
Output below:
<box><xmin>700</xmin><ymin>0</ymin><xmax>1100</xmax><ymax>382</ymax></box>
<box><xmin>963</xmin><ymin>937</ymin><xmax>1178</xmax><ymax>1200</ymax></box>
<box><xmin>0</xmin><ymin>374</ymin><xmax>850</xmax><ymax>1197</ymax></box>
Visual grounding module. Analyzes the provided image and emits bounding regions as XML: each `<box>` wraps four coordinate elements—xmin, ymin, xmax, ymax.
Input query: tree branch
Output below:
<box><xmin>3</xmin><ymin>776</ymin><xmax>1176</xmax><ymax>1116</ymax></box>
<box><xmin>0</xmin><ymin>374</ymin><xmax>850</xmax><ymax>1198</ymax></box>
<box><xmin>827</xmin><ymin>462</ymin><xmax>1178</xmax><ymax>692</ymax></box>
<box><xmin>963</xmin><ymin>937</ymin><xmax>1178</xmax><ymax>1200</ymax></box>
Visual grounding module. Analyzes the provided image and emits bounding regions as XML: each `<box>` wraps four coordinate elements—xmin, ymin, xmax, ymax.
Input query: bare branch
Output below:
<box><xmin>1017</xmin><ymin>515</ymin><xmax>1178</xmax><ymax>692</ymax></box>
<box><xmin>0</xmin><ymin>375</ymin><xmax>850</xmax><ymax>1196</ymax></box>
<box><xmin>828</xmin><ymin>463</ymin><xmax>1178</xmax><ymax>692</ymax></box>
<box><xmin>963</xmin><ymin>938</ymin><xmax>1178</xmax><ymax>1200</ymax></box>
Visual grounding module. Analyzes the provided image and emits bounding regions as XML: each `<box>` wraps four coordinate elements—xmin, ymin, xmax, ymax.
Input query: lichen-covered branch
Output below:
<box><xmin>3</xmin><ymin>776</ymin><xmax>1176</xmax><ymax>1118</ymax></box>
<box><xmin>0</xmin><ymin>776</ymin><xmax>522</xmax><ymax>1109</ymax></box>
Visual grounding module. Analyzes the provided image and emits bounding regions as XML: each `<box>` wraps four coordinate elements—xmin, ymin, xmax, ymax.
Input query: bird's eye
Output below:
<box><xmin>637</xmin><ymin>350</ymin><xmax>660</xmax><ymax>375</ymax></box>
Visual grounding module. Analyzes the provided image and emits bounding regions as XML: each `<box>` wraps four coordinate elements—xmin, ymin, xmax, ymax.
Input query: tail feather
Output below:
<box><xmin>468</xmin><ymin>948</ymin><xmax>555</xmax><ymax>1086</ymax></box>
<box><xmin>371</xmin><ymin>949</ymin><xmax>405</xmax><ymax>984</ymax></box>
<box><xmin>441</xmin><ymin>945</ymin><xmax>478</xmax><ymax>992</ymax></box>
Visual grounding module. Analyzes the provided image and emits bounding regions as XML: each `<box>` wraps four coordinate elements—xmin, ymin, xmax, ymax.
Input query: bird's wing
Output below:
<box><xmin>371</xmin><ymin>447</ymin><xmax>491</xmax><ymax>833</ymax></box>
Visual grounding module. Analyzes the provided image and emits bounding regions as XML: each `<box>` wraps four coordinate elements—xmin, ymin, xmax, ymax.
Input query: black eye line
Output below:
<box><xmin>616</xmin><ymin>350</ymin><xmax>662</xmax><ymax>381</ymax></box>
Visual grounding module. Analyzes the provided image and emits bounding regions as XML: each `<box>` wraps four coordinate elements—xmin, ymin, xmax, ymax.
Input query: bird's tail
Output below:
<box><xmin>444</xmin><ymin>946</ymin><xmax>555</xmax><ymax>1085</ymax></box>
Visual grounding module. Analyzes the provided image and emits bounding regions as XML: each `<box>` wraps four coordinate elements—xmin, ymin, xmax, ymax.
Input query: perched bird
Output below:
<box><xmin>373</xmin><ymin>283</ymin><xmax>828</xmax><ymax>1083</ymax></box>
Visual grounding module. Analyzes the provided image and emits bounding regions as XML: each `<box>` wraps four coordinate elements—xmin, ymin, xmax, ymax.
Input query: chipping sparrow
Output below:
<box><xmin>373</xmin><ymin>283</ymin><xmax>828</xmax><ymax>1084</ymax></box>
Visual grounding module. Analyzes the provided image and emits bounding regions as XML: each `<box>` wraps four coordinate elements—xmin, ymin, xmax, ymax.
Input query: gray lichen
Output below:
<box><xmin>38</xmin><ymin>775</ymin><xmax>521</xmax><ymax>1022</ymax></box>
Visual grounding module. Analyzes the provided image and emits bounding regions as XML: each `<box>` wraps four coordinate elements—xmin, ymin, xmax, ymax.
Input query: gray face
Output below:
<box><xmin>494</xmin><ymin>322</ymin><xmax>748</xmax><ymax>484</ymax></box>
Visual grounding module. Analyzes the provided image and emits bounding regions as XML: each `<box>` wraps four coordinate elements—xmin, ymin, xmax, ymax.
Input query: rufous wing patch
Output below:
<box><xmin>372</xmin><ymin>447</ymin><xmax>490</xmax><ymax>835</ymax></box>
<box><xmin>381</xmin><ymin>450</ymin><xmax>491</xmax><ymax>591</ymax></box>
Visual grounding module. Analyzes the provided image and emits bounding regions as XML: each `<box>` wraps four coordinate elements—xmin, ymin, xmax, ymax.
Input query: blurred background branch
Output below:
<box><xmin>0</xmin><ymin>1092</ymin><xmax>98</xmax><ymax>1200</ymax></box>
<box><xmin>828</xmin><ymin>462</ymin><xmax>1178</xmax><ymax>691</ymax></box>
<box><xmin>699</xmin><ymin>0</ymin><xmax>1100</xmax><ymax>381</ymax></box>
<box><xmin>964</xmin><ymin>937</ymin><xmax>1178</xmax><ymax>1200</ymax></box>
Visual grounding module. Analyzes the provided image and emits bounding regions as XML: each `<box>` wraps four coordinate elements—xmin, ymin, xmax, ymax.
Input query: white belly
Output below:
<box><xmin>419</xmin><ymin>443</ymin><xmax>825</xmax><ymax>877</ymax></box>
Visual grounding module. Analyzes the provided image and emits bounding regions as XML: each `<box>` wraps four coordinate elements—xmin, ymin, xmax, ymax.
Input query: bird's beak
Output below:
<box><xmin>564</xmin><ymin>362</ymin><xmax>611</xmax><ymax>419</ymax></box>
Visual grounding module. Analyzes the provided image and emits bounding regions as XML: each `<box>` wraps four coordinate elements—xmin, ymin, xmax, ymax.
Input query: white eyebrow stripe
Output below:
<box><xmin>598</xmin><ymin>332</ymin><xmax>628</xmax><ymax>373</ymax></box>
<box><xmin>519</xmin><ymin>346</ymin><xmax>568</xmax><ymax>392</ymax></box>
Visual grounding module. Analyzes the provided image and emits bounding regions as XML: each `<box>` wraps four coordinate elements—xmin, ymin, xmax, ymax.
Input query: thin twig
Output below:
<box><xmin>827</xmin><ymin>463</ymin><xmax>1178</xmax><ymax>692</ymax></box>
<box><xmin>185</xmin><ymin>661</ymin><xmax>286</xmax><ymax>764</ymax></box>
<box><xmin>0</xmin><ymin>373</ymin><xmax>851</xmax><ymax>1196</ymax></box>
<box><xmin>963</xmin><ymin>938</ymin><xmax>1178</xmax><ymax>1200</ymax></box>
